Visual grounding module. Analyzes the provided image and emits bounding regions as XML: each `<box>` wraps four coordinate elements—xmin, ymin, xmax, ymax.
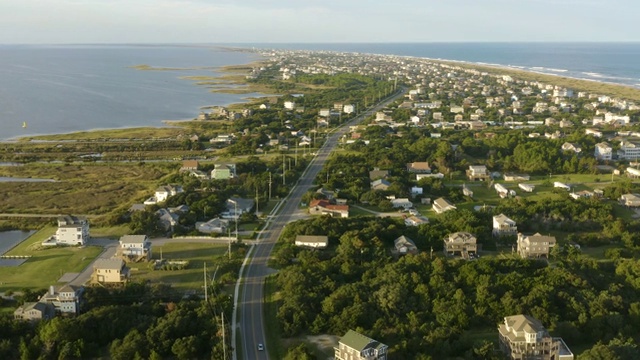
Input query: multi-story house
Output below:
<box><xmin>493</xmin><ymin>214</ymin><xmax>517</xmax><ymax>236</ymax></box>
<box><xmin>118</xmin><ymin>235</ymin><xmax>152</xmax><ymax>262</ymax></box>
<box><xmin>467</xmin><ymin>165</ymin><xmax>490</xmax><ymax>181</ymax></box>
<box><xmin>444</xmin><ymin>232</ymin><xmax>477</xmax><ymax>258</ymax></box>
<box><xmin>93</xmin><ymin>258</ymin><xmax>130</xmax><ymax>284</ymax></box>
<box><xmin>618</xmin><ymin>141</ymin><xmax>640</xmax><ymax>160</ymax></box>
<box><xmin>498</xmin><ymin>314</ymin><xmax>574</xmax><ymax>360</ymax></box>
<box><xmin>594</xmin><ymin>142</ymin><xmax>613</xmax><ymax>161</ymax></box>
<box><xmin>53</xmin><ymin>215</ymin><xmax>90</xmax><ymax>246</ymax></box>
<box><xmin>335</xmin><ymin>330</ymin><xmax>388</xmax><ymax>360</ymax></box>
<box><xmin>14</xmin><ymin>302</ymin><xmax>55</xmax><ymax>322</ymax></box>
<box><xmin>211</xmin><ymin>163</ymin><xmax>237</xmax><ymax>180</ymax></box>
<box><xmin>517</xmin><ymin>233</ymin><xmax>556</xmax><ymax>258</ymax></box>
<box><xmin>145</xmin><ymin>185</ymin><xmax>184</xmax><ymax>205</ymax></box>
<box><xmin>39</xmin><ymin>284</ymin><xmax>84</xmax><ymax>315</ymax></box>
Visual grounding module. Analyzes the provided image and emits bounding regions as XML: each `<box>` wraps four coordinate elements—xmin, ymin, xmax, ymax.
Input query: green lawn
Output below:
<box><xmin>90</xmin><ymin>225</ymin><xmax>131</xmax><ymax>239</ymax></box>
<box><xmin>0</xmin><ymin>244</ymin><xmax>102</xmax><ymax>293</ymax></box>
<box><xmin>134</xmin><ymin>242</ymin><xmax>229</xmax><ymax>291</ymax></box>
<box><xmin>5</xmin><ymin>226</ymin><xmax>56</xmax><ymax>255</ymax></box>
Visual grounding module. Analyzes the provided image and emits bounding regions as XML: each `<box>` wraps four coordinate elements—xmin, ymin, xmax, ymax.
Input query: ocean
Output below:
<box><xmin>0</xmin><ymin>45</ymin><xmax>263</xmax><ymax>140</ymax></box>
<box><xmin>1</xmin><ymin>43</ymin><xmax>639</xmax><ymax>140</ymax></box>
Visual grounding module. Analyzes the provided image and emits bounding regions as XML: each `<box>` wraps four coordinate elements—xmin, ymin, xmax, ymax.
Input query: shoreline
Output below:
<box><xmin>8</xmin><ymin>46</ymin><xmax>640</xmax><ymax>142</ymax></box>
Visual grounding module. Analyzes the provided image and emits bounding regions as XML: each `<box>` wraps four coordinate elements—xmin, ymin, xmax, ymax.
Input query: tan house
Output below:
<box><xmin>467</xmin><ymin>165</ymin><xmax>490</xmax><ymax>181</ymax></box>
<box><xmin>335</xmin><ymin>329</ymin><xmax>388</xmax><ymax>360</ymax></box>
<box><xmin>179</xmin><ymin>160</ymin><xmax>199</xmax><ymax>172</ymax></box>
<box><xmin>14</xmin><ymin>302</ymin><xmax>55</xmax><ymax>322</ymax></box>
<box><xmin>432</xmin><ymin>197</ymin><xmax>456</xmax><ymax>214</ymax></box>
<box><xmin>493</xmin><ymin>214</ymin><xmax>517</xmax><ymax>237</ymax></box>
<box><xmin>498</xmin><ymin>314</ymin><xmax>574</xmax><ymax>360</ymax></box>
<box><xmin>294</xmin><ymin>235</ymin><xmax>329</xmax><ymax>249</ymax></box>
<box><xmin>93</xmin><ymin>258</ymin><xmax>130</xmax><ymax>284</ymax></box>
<box><xmin>406</xmin><ymin>161</ymin><xmax>432</xmax><ymax>173</ymax></box>
<box><xmin>517</xmin><ymin>233</ymin><xmax>556</xmax><ymax>258</ymax></box>
<box><xmin>444</xmin><ymin>232</ymin><xmax>477</xmax><ymax>258</ymax></box>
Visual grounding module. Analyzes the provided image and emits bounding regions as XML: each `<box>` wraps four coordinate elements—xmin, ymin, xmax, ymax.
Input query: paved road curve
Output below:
<box><xmin>238</xmin><ymin>89</ymin><xmax>406</xmax><ymax>360</ymax></box>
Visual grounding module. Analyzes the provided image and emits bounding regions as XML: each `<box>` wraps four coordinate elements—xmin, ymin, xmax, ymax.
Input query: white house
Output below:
<box><xmin>595</xmin><ymin>142</ymin><xmax>612</xmax><ymax>161</ymax></box>
<box><xmin>518</xmin><ymin>183</ymin><xmax>535</xmax><ymax>193</ymax></box>
<box><xmin>197</xmin><ymin>218</ymin><xmax>230</xmax><ymax>234</ymax></box>
<box><xmin>618</xmin><ymin>141</ymin><xmax>640</xmax><ymax>160</ymax></box>
<box><xmin>118</xmin><ymin>235</ymin><xmax>151</xmax><ymax>261</ymax></box>
<box><xmin>493</xmin><ymin>214</ymin><xmax>517</xmax><ymax>236</ymax></box>
<box><xmin>50</xmin><ymin>215</ymin><xmax>90</xmax><ymax>246</ymax></box>
<box><xmin>294</xmin><ymin>235</ymin><xmax>328</xmax><ymax>249</ymax></box>
<box><xmin>221</xmin><ymin>198</ymin><xmax>255</xmax><ymax>219</ymax></box>
<box><xmin>554</xmin><ymin>182</ymin><xmax>571</xmax><ymax>191</ymax></box>
<box><xmin>391</xmin><ymin>198</ymin><xmax>413</xmax><ymax>209</ymax></box>
<box><xmin>343</xmin><ymin>104</ymin><xmax>355</xmax><ymax>114</ymax></box>
<box><xmin>145</xmin><ymin>185</ymin><xmax>184</xmax><ymax>205</ymax></box>
<box><xmin>405</xmin><ymin>215</ymin><xmax>429</xmax><ymax>226</ymax></box>
<box><xmin>284</xmin><ymin>101</ymin><xmax>296</xmax><ymax>110</ymax></box>
<box><xmin>411</xmin><ymin>186</ymin><xmax>423</xmax><ymax>195</ymax></box>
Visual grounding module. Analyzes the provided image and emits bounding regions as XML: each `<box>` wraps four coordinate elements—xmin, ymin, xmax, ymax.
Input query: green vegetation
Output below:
<box><xmin>135</xmin><ymin>242</ymin><xmax>240</xmax><ymax>291</ymax></box>
<box><xmin>0</xmin><ymin>163</ymin><xmax>174</xmax><ymax>224</ymax></box>
<box><xmin>271</xmin><ymin>216</ymin><xmax>640</xmax><ymax>358</ymax></box>
<box><xmin>264</xmin><ymin>274</ymin><xmax>285</xmax><ymax>360</ymax></box>
<box><xmin>0</xmin><ymin>227</ymin><xmax>102</xmax><ymax>292</ymax></box>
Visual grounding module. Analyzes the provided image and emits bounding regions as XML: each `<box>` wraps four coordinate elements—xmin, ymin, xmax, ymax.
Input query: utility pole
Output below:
<box><xmin>268</xmin><ymin>172</ymin><xmax>272</xmax><ymax>200</ymax></box>
<box><xmin>204</xmin><ymin>262</ymin><xmax>208</xmax><ymax>302</ymax></box>
<box><xmin>255</xmin><ymin>186</ymin><xmax>259</xmax><ymax>214</ymax></box>
<box><xmin>282</xmin><ymin>155</ymin><xmax>286</xmax><ymax>185</ymax></box>
<box><xmin>222</xmin><ymin>312</ymin><xmax>226</xmax><ymax>360</ymax></box>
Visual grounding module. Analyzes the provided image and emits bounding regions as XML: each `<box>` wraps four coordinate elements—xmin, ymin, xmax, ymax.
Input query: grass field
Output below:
<box><xmin>134</xmin><ymin>242</ymin><xmax>230</xmax><ymax>291</ymax></box>
<box><xmin>0</xmin><ymin>163</ymin><xmax>174</xmax><ymax>218</ymax></box>
<box><xmin>0</xmin><ymin>227</ymin><xmax>102</xmax><ymax>292</ymax></box>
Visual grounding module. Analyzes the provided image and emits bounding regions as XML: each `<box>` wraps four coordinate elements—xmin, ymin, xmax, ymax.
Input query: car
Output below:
<box><xmin>257</xmin><ymin>343</ymin><xmax>264</xmax><ymax>351</ymax></box>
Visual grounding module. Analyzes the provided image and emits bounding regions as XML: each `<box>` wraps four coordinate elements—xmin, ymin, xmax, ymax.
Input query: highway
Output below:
<box><xmin>238</xmin><ymin>89</ymin><xmax>406</xmax><ymax>360</ymax></box>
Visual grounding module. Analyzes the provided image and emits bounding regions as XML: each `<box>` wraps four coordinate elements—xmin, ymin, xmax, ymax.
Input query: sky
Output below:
<box><xmin>0</xmin><ymin>0</ymin><xmax>638</xmax><ymax>44</ymax></box>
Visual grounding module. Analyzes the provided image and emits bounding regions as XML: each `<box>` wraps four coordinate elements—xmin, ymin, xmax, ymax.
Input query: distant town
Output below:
<box><xmin>1</xmin><ymin>47</ymin><xmax>640</xmax><ymax>359</ymax></box>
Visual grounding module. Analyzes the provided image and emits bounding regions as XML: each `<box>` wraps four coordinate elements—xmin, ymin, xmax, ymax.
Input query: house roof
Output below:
<box><xmin>119</xmin><ymin>235</ymin><xmax>148</xmax><ymax>244</ymax></box>
<box><xmin>181</xmin><ymin>160</ymin><xmax>198</xmax><ymax>168</ymax></box>
<box><xmin>407</xmin><ymin>161</ymin><xmax>431</xmax><ymax>170</ymax></box>
<box><xmin>433</xmin><ymin>197</ymin><xmax>455</xmax><ymax>210</ymax></box>
<box><xmin>369</xmin><ymin>169</ymin><xmax>389</xmax><ymax>180</ymax></box>
<box><xmin>295</xmin><ymin>235</ymin><xmax>328</xmax><ymax>245</ymax></box>
<box><xmin>446</xmin><ymin>232</ymin><xmax>476</xmax><ymax>243</ymax></box>
<box><xmin>394</xmin><ymin>235</ymin><xmax>416</xmax><ymax>249</ymax></box>
<box><xmin>504</xmin><ymin>314</ymin><xmax>546</xmax><ymax>334</ymax></box>
<box><xmin>94</xmin><ymin>258</ymin><xmax>125</xmax><ymax>270</ymax></box>
<box><xmin>371</xmin><ymin>179</ymin><xmax>391</xmax><ymax>187</ymax></box>
<box><xmin>493</xmin><ymin>213</ymin><xmax>515</xmax><ymax>225</ymax></box>
<box><xmin>521</xmin><ymin>233</ymin><xmax>556</xmax><ymax>245</ymax></box>
<box><xmin>227</xmin><ymin>198</ymin><xmax>255</xmax><ymax>211</ymax></box>
<box><xmin>339</xmin><ymin>330</ymin><xmax>386</xmax><ymax>352</ymax></box>
<box><xmin>16</xmin><ymin>301</ymin><xmax>50</xmax><ymax>314</ymax></box>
